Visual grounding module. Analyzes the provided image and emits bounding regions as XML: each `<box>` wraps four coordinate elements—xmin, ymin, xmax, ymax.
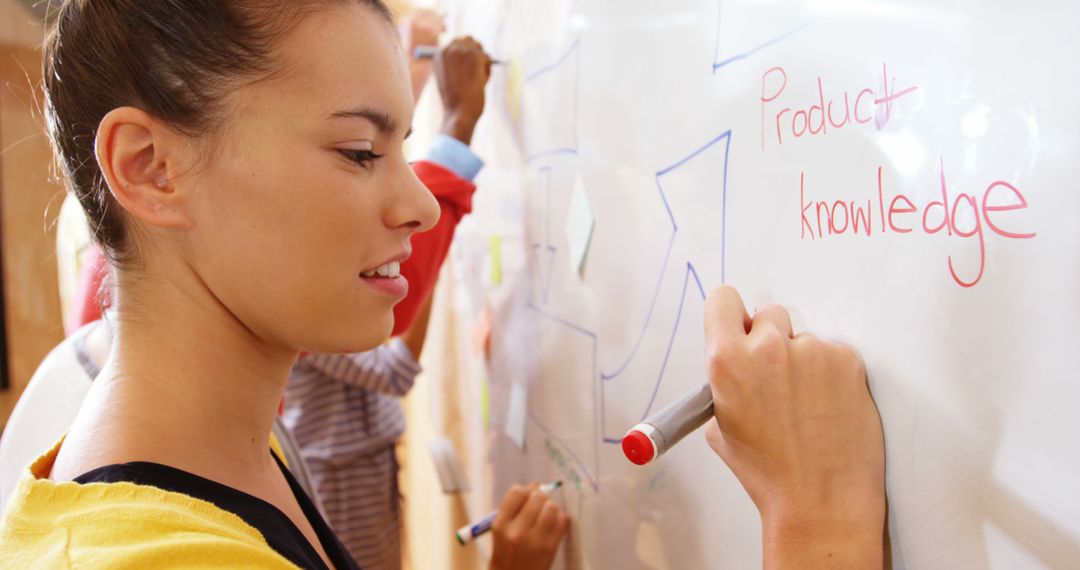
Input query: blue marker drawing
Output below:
<box><xmin>521</xmin><ymin>40</ymin><xmax>581</xmax><ymax>162</ymax></box>
<box><xmin>529</xmin><ymin>166</ymin><xmax>558</xmax><ymax>305</ymax></box>
<box><xmin>522</xmin><ymin>299</ymin><xmax>601</xmax><ymax>490</ymax></box>
<box><xmin>521</xmin><ymin>130</ymin><xmax>733</xmax><ymax>485</ymax></box>
<box><xmin>712</xmin><ymin>0</ymin><xmax>811</xmax><ymax>74</ymax></box>
<box><xmin>507</xmin><ymin>4</ymin><xmax>812</xmax><ymax>488</ymax></box>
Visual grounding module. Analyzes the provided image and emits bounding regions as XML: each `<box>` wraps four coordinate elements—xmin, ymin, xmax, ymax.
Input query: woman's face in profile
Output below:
<box><xmin>177</xmin><ymin>4</ymin><xmax>439</xmax><ymax>354</ymax></box>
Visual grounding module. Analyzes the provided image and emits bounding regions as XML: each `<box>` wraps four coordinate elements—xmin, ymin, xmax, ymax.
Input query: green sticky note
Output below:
<box><xmin>490</xmin><ymin>235</ymin><xmax>503</xmax><ymax>286</ymax></box>
<box><xmin>565</xmin><ymin>175</ymin><xmax>595</xmax><ymax>277</ymax></box>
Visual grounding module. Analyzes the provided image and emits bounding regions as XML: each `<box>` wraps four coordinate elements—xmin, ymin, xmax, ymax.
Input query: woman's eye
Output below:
<box><xmin>338</xmin><ymin>148</ymin><xmax>384</xmax><ymax>169</ymax></box>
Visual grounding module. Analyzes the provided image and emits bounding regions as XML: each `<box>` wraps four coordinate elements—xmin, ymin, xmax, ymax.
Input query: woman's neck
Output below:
<box><xmin>53</xmin><ymin>260</ymin><xmax>298</xmax><ymax>482</ymax></box>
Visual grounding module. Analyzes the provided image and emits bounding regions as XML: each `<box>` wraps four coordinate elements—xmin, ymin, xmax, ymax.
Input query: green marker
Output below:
<box><xmin>455</xmin><ymin>481</ymin><xmax>562</xmax><ymax>545</ymax></box>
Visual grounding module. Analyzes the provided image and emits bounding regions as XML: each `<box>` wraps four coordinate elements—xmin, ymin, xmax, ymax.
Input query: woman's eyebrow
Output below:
<box><xmin>330</xmin><ymin>107</ymin><xmax>399</xmax><ymax>135</ymax></box>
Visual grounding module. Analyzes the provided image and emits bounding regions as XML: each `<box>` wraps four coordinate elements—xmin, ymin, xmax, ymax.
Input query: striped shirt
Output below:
<box><xmin>282</xmin><ymin>339</ymin><xmax>421</xmax><ymax>570</ymax></box>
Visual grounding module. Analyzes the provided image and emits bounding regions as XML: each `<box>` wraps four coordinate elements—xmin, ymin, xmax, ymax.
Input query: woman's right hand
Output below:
<box><xmin>702</xmin><ymin>285</ymin><xmax>886</xmax><ymax>568</ymax></box>
<box><xmin>489</xmin><ymin>483</ymin><xmax>570</xmax><ymax>570</ymax></box>
<box><xmin>434</xmin><ymin>37</ymin><xmax>492</xmax><ymax>145</ymax></box>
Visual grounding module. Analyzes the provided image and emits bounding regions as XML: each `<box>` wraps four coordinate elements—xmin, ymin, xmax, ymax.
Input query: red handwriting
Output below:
<box><xmin>799</xmin><ymin>159</ymin><xmax>1036</xmax><ymax>287</ymax></box>
<box><xmin>762</xmin><ymin>63</ymin><xmax>918</xmax><ymax>150</ymax></box>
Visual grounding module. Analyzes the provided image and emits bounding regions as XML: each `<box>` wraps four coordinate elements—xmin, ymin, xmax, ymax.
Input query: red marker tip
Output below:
<box><xmin>622</xmin><ymin>429</ymin><xmax>655</xmax><ymax>466</ymax></box>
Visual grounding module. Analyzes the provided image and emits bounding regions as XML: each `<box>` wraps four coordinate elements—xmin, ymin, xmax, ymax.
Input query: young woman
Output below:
<box><xmin>0</xmin><ymin>0</ymin><xmax>886</xmax><ymax>568</ymax></box>
<box><xmin>0</xmin><ymin>1</ymin><xmax>566</xmax><ymax>568</ymax></box>
<box><xmin>282</xmin><ymin>37</ymin><xmax>499</xmax><ymax>570</ymax></box>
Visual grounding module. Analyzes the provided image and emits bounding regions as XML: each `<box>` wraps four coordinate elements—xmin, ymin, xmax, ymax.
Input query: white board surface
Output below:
<box><xmin>434</xmin><ymin>1</ymin><xmax>1080</xmax><ymax>568</ymax></box>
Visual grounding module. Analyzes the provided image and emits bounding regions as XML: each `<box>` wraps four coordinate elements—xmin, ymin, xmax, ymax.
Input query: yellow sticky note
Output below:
<box><xmin>506</xmin><ymin>57</ymin><xmax>524</xmax><ymax>124</ymax></box>
<box><xmin>490</xmin><ymin>235</ymin><xmax>503</xmax><ymax>286</ymax></box>
<box><xmin>480</xmin><ymin>376</ymin><xmax>491</xmax><ymax>431</ymax></box>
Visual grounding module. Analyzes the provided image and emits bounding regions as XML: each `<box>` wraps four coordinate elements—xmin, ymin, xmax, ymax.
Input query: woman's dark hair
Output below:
<box><xmin>44</xmin><ymin>0</ymin><xmax>392</xmax><ymax>266</ymax></box>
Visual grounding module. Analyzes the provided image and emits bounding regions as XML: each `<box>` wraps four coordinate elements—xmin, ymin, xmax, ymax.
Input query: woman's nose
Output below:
<box><xmin>387</xmin><ymin>162</ymin><xmax>440</xmax><ymax>233</ymax></box>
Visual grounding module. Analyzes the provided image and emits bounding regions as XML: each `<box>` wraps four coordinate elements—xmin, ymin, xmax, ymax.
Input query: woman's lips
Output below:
<box><xmin>360</xmin><ymin>274</ymin><xmax>408</xmax><ymax>299</ymax></box>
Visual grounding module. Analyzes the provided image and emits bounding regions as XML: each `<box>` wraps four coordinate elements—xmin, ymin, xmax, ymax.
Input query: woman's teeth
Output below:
<box><xmin>361</xmin><ymin>260</ymin><xmax>401</xmax><ymax>278</ymax></box>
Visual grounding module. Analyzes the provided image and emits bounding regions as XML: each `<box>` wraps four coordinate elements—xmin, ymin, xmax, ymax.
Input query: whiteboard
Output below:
<box><xmin>432</xmin><ymin>0</ymin><xmax>1080</xmax><ymax>567</ymax></box>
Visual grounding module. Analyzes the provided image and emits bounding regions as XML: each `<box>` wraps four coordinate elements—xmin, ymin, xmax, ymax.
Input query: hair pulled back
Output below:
<box><xmin>44</xmin><ymin>0</ymin><xmax>392</xmax><ymax>266</ymax></box>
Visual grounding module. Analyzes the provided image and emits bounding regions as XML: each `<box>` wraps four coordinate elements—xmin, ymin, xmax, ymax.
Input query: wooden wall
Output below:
<box><xmin>0</xmin><ymin>1</ymin><xmax>64</xmax><ymax>431</ymax></box>
<box><xmin>0</xmin><ymin>1</ymin><xmax>42</xmax><ymax>48</ymax></box>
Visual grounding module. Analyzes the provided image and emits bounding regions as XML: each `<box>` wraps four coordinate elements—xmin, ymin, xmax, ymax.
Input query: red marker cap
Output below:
<box><xmin>622</xmin><ymin>427</ymin><xmax>656</xmax><ymax>466</ymax></box>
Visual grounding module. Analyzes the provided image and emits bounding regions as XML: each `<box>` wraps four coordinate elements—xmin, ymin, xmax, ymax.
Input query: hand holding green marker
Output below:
<box><xmin>455</xmin><ymin>481</ymin><xmax>562</xmax><ymax>545</ymax></box>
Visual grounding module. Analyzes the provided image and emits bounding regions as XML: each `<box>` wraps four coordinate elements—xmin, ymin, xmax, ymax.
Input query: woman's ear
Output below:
<box><xmin>95</xmin><ymin>107</ymin><xmax>195</xmax><ymax>230</ymax></box>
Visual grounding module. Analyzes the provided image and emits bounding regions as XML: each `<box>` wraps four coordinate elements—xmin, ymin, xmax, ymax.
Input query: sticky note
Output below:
<box><xmin>506</xmin><ymin>57</ymin><xmax>524</xmax><ymax>124</ymax></box>
<box><xmin>471</xmin><ymin>307</ymin><xmax>492</xmax><ymax>357</ymax></box>
<box><xmin>490</xmin><ymin>235</ymin><xmax>503</xmax><ymax>286</ymax></box>
<box><xmin>505</xmin><ymin>382</ymin><xmax>527</xmax><ymax>449</ymax></box>
<box><xmin>480</xmin><ymin>376</ymin><xmax>491</xmax><ymax>431</ymax></box>
<box><xmin>565</xmin><ymin>174</ymin><xmax>595</xmax><ymax>277</ymax></box>
<box><xmin>427</xmin><ymin>437</ymin><xmax>470</xmax><ymax>494</ymax></box>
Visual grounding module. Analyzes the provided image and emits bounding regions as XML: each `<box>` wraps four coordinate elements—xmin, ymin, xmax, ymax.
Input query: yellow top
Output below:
<box><xmin>0</xmin><ymin>439</ymin><xmax>299</xmax><ymax>569</ymax></box>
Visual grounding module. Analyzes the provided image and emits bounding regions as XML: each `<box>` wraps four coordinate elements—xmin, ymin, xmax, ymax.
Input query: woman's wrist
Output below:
<box><xmin>440</xmin><ymin>111</ymin><xmax>479</xmax><ymax>145</ymax></box>
<box><xmin>760</xmin><ymin>490</ymin><xmax>886</xmax><ymax>568</ymax></box>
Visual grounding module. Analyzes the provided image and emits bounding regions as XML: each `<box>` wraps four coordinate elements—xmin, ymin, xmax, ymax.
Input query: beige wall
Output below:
<box><xmin>0</xmin><ymin>0</ymin><xmax>44</xmax><ymax>47</ymax></box>
<box><xmin>0</xmin><ymin>1</ymin><xmax>62</xmax><ymax>431</ymax></box>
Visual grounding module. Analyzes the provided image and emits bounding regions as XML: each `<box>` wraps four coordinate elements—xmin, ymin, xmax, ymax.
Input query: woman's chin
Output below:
<box><xmin>299</xmin><ymin>318</ymin><xmax>393</xmax><ymax>355</ymax></box>
<box><xmin>346</xmin><ymin>316</ymin><xmax>395</xmax><ymax>352</ymax></box>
